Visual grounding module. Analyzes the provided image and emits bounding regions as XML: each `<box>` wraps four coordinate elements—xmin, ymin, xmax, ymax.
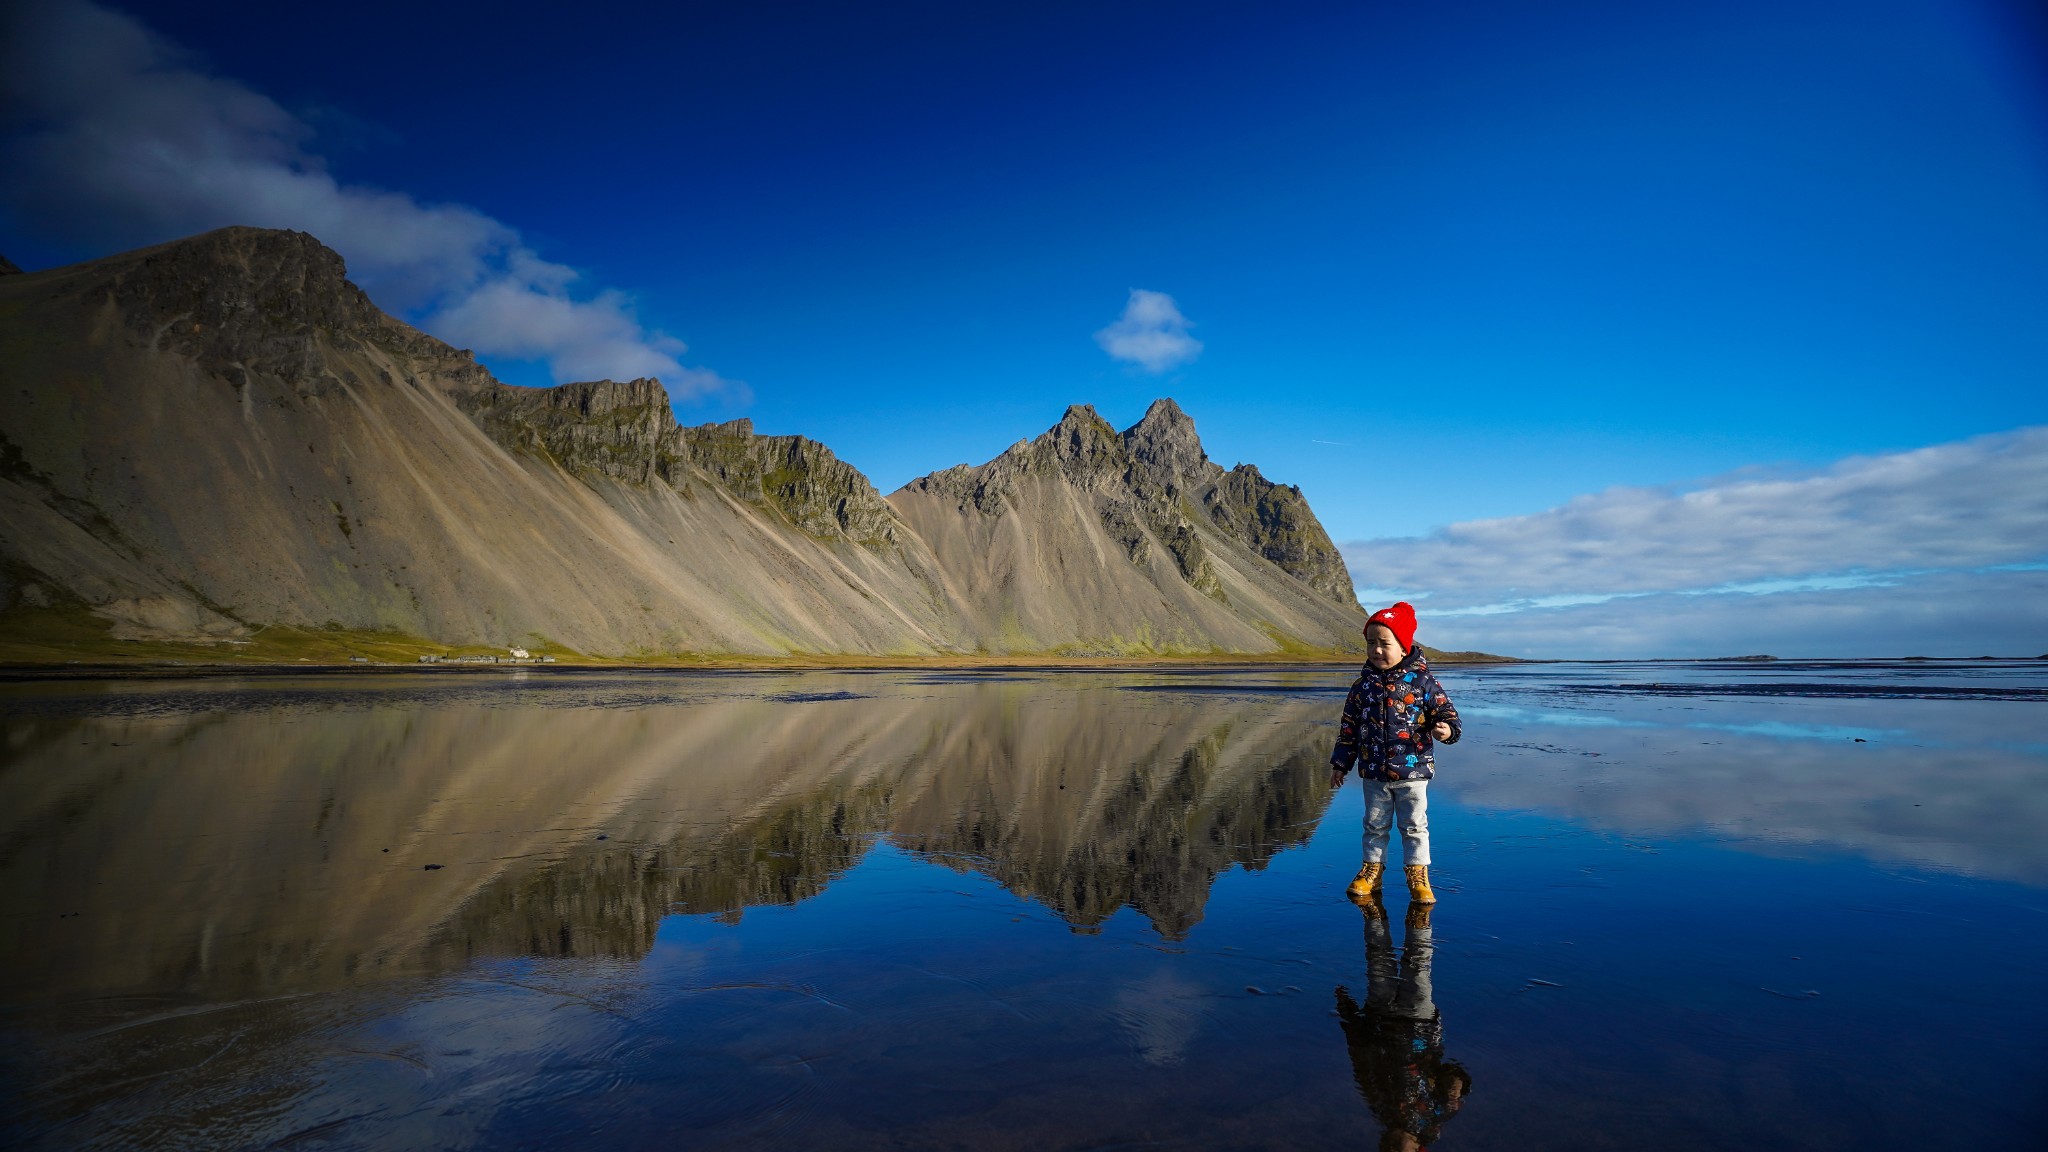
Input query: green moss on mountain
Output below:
<box><xmin>683</xmin><ymin>419</ymin><xmax>903</xmax><ymax>545</ymax></box>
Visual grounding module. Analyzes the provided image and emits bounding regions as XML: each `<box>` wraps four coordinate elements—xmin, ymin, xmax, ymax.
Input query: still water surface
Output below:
<box><xmin>2</xmin><ymin>662</ymin><xmax>2044</xmax><ymax>1149</ymax></box>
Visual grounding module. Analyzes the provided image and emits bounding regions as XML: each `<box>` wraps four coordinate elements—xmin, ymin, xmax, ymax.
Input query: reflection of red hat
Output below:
<box><xmin>1365</xmin><ymin>602</ymin><xmax>1418</xmax><ymax>651</ymax></box>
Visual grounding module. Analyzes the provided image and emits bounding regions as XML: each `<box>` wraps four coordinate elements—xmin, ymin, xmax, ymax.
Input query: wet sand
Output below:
<box><xmin>1</xmin><ymin>662</ymin><xmax>2042</xmax><ymax>1149</ymax></box>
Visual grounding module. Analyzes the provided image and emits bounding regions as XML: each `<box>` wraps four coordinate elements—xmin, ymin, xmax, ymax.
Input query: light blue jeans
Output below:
<box><xmin>1362</xmin><ymin>778</ymin><xmax>1430</xmax><ymax>867</ymax></box>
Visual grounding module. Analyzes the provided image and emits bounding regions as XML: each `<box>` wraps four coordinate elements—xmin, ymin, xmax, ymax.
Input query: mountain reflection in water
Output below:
<box><xmin>0</xmin><ymin>673</ymin><xmax>1333</xmax><ymax>1002</ymax></box>
<box><xmin>3</xmin><ymin>664</ymin><xmax>2044</xmax><ymax>1152</ymax></box>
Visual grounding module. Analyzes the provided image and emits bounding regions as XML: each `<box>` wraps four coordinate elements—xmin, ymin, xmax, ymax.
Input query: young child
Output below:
<box><xmin>1330</xmin><ymin>602</ymin><xmax>1461</xmax><ymax>904</ymax></box>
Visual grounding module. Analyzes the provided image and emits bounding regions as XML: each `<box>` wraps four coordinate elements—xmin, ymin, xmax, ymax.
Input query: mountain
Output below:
<box><xmin>0</xmin><ymin>227</ymin><xmax>1366</xmax><ymax>660</ymax></box>
<box><xmin>893</xmin><ymin>400</ymin><xmax>1361</xmax><ymax>654</ymax></box>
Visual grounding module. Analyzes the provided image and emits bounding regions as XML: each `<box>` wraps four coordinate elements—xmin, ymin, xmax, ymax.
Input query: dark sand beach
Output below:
<box><xmin>2</xmin><ymin>660</ymin><xmax>2043</xmax><ymax>1149</ymax></box>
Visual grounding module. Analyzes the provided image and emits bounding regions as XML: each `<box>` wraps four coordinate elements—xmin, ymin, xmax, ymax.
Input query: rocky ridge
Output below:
<box><xmin>455</xmin><ymin>377</ymin><xmax>901</xmax><ymax>545</ymax></box>
<box><xmin>0</xmin><ymin>226</ymin><xmax>1363</xmax><ymax>657</ymax></box>
<box><xmin>681</xmin><ymin>419</ymin><xmax>903</xmax><ymax>546</ymax></box>
<box><xmin>902</xmin><ymin>399</ymin><xmax>1352</xmax><ymax>606</ymax></box>
<box><xmin>456</xmin><ymin>377</ymin><xmax>686</xmax><ymax>486</ymax></box>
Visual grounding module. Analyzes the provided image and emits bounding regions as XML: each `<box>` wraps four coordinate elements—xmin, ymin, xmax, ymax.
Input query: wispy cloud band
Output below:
<box><xmin>1343</xmin><ymin>426</ymin><xmax>2048</xmax><ymax>657</ymax></box>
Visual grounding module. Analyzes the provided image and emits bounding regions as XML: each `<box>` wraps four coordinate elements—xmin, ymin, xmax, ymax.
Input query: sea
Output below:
<box><xmin>1</xmin><ymin>660</ymin><xmax>2043</xmax><ymax>1150</ymax></box>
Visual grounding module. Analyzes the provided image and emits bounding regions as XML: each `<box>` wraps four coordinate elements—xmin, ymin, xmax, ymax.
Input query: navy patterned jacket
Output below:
<box><xmin>1331</xmin><ymin>648</ymin><xmax>1461</xmax><ymax>782</ymax></box>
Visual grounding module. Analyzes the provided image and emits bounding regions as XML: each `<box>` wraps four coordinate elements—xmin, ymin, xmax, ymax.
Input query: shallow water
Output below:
<box><xmin>1</xmin><ymin>662</ymin><xmax>2043</xmax><ymax>1149</ymax></box>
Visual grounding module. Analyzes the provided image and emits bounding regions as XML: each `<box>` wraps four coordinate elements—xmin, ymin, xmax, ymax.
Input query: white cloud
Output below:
<box><xmin>1095</xmin><ymin>289</ymin><xmax>1202</xmax><ymax>373</ymax></box>
<box><xmin>1342</xmin><ymin>426</ymin><xmax>2048</xmax><ymax>657</ymax></box>
<box><xmin>431</xmin><ymin>281</ymin><xmax>690</xmax><ymax>385</ymax></box>
<box><xmin>1421</xmin><ymin>569</ymin><xmax>2048</xmax><ymax>659</ymax></box>
<box><xmin>0</xmin><ymin>0</ymin><xmax>732</xmax><ymax>393</ymax></box>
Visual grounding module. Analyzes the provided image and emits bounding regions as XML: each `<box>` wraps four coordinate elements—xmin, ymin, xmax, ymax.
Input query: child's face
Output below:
<box><xmin>1365</xmin><ymin>623</ymin><xmax>1406</xmax><ymax>669</ymax></box>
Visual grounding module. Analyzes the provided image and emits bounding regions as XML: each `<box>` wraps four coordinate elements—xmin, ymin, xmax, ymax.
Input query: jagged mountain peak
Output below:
<box><xmin>1130</xmin><ymin>396</ymin><xmax>1192</xmax><ymax>431</ymax></box>
<box><xmin>110</xmin><ymin>226</ymin><xmax>366</xmax><ymax>318</ymax></box>
<box><xmin>1122</xmin><ymin>397</ymin><xmax>1217</xmax><ymax>491</ymax></box>
<box><xmin>886</xmin><ymin>395</ymin><xmax>1364</xmax><ymax>637</ymax></box>
<box><xmin>50</xmin><ymin>225</ymin><xmax>477</xmax><ymax>391</ymax></box>
<box><xmin>1043</xmin><ymin>403</ymin><xmax>1120</xmax><ymax>446</ymax></box>
<box><xmin>976</xmin><ymin>402</ymin><xmax>1124</xmax><ymax>486</ymax></box>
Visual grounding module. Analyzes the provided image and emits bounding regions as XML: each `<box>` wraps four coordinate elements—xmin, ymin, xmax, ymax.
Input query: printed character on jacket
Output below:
<box><xmin>1331</xmin><ymin>646</ymin><xmax>1462</xmax><ymax>782</ymax></box>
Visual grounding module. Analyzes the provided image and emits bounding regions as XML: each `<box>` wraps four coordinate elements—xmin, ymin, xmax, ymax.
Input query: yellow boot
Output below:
<box><xmin>1405</xmin><ymin>864</ymin><xmax>1436</xmax><ymax>905</ymax></box>
<box><xmin>1346</xmin><ymin>862</ymin><xmax>1383</xmax><ymax>899</ymax></box>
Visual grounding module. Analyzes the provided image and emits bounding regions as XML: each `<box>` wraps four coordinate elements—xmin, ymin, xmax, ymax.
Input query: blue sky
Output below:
<box><xmin>4</xmin><ymin>0</ymin><xmax>2046</xmax><ymax>655</ymax></box>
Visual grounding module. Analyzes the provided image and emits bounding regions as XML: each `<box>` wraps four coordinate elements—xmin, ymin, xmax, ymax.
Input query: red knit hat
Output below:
<box><xmin>1365</xmin><ymin>601</ymin><xmax>1418</xmax><ymax>651</ymax></box>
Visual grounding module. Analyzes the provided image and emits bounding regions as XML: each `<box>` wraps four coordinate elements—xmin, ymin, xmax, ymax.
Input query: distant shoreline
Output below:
<box><xmin>4</xmin><ymin>654</ymin><xmax>2039</xmax><ymax>683</ymax></box>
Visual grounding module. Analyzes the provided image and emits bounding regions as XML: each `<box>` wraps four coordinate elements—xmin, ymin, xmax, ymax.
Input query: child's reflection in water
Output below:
<box><xmin>1335</xmin><ymin>898</ymin><xmax>1471</xmax><ymax>1150</ymax></box>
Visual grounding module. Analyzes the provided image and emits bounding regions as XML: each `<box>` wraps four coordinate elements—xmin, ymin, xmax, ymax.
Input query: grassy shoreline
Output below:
<box><xmin>0</xmin><ymin>604</ymin><xmax>1515</xmax><ymax>674</ymax></box>
<box><xmin>0</xmin><ymin>646</ymin><xmax>1517</xmax><ymax>679</ymax></box>
<box><xmin>0</xmin><ymin>653</ymin><xmax>1517</xmax><ymax>680</ymax></box>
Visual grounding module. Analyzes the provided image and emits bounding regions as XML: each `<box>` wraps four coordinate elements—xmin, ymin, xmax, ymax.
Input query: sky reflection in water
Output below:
<box><xmin>0</xmin><ymin>663</ymin><xmax>2043</xmax><ymax>1149</ymax></box>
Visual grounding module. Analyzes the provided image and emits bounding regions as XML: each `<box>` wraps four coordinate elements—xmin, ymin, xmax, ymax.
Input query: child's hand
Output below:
<box><xmin>1431</xmin><ymin>721</ymin><xmax>1453</xmax><ymax>741</ymax></box>
<box><xmin>1329</xmin><ymin>769</ymin><xmax>1346</xmax><ymax>789</ymax></box>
